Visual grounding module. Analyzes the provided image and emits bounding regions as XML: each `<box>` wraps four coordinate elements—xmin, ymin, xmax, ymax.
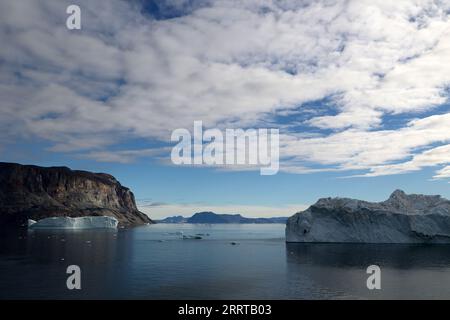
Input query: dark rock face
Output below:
<box><xmin>0</xmin><ymin>162</ymin><xmax>153</xmax><ymax>227</ymax></box>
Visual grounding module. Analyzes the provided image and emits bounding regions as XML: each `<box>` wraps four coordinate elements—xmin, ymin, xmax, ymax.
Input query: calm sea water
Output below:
<box><xmin>1</xmin><ymin>223</ymin><xmax>450</xmax><ymax>299</ymax></box>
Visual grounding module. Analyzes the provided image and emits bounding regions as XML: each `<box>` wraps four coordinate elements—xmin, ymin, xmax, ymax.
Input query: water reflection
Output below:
<box><xmin>285</xmin><ymin>243</ymin><xmax>450</xmax><ymax>299</ymax></box>
<box><xmin>2</xmin><ymin>226</ymin><xmax>450</xmax><ymax>299</ymax></box>
<box><xmin>0</xmin><ymin>227</ymin><xmax>137</xmax><ymax>299</ymax></box>
<box><xmin>286</xmin><ymin>243</ymin><xmax>450</xmax><ymax>269</ymax></box>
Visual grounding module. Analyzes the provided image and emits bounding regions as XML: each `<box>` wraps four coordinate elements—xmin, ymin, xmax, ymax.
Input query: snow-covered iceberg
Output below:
<box><xmin>28</xmin><ymin>216</ymin><xmax>118</xmax><ymax>229</ymax></box>
<box><xmin>286</xmin><ymin>190</ymin><xmax>450</xmax><ymax>243</ymax></box>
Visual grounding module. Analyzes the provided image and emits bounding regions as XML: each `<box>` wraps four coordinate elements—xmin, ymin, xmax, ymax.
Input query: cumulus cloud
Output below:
<box><xmin>79</xmin><ymin>148</ymin><xmax>168</xmax><ymax>163</ymax></box>
<box><xmin>434</xmin><ymin>166</ymin><xmax>450</xmax><ymax>180</ymax></box>
<box><xmin>280</xmin><ymin>113</ymin><xmax>450</xmax><ymax>176</ymax></box>
<box><xmin>0</xmin><ymin>0</ymin><xmax>449</xmax><ymax>180</ymax></box>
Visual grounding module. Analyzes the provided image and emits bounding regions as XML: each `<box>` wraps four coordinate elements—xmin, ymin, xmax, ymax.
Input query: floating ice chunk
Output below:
<box><xmin>286</xmin><ymin>190</ymin><xmax>450</xmax><ymax>243</ymax></box>
<box><xmin>28</xmin><ymin>216</ymin><xmax>118</xmax><ymax>229</ymax></box>
<box><xmin>28</xmin><ymin>219</ymin><xmax>37</xmax><ymax>227</ymax></box>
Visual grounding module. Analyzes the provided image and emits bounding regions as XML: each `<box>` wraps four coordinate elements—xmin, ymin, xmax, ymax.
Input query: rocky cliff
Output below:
<box><xmin>0</xmin><ymin>162</ymin><xmax>153</xmax><ymax>227</ymax></box>
<box><xmin>286</xmin><ymin>190</ymin><xmax>450</xmax><ymax>243</ymax></box>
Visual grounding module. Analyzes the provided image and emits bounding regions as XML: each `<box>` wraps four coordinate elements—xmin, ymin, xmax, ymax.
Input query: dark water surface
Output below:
<box><xmin>1</xmin><ymin>224</ymin><xmax>450</xmax><ymax>299</ymax></box>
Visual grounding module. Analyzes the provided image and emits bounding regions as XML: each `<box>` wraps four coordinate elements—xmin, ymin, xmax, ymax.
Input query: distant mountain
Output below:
<box><xmin>157</xmin><ymin>211</ymin><xmax>287</xmax><ymax>224</ymax></box>
<box><xmin>157</xmin><ymin>215</ymin><xmax>187</xmax><ymax>223</ymax></box>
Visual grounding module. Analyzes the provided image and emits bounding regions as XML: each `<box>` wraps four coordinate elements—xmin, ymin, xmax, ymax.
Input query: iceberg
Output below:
<box><xmin>286</xmin><ymin>190</ymin><xmax>450</xmax><ymax>243</ymax></box>
<box><xmin>28</xmin><ymin>216</ymin><xmax>118</xmax><ymax>229</ymax></box>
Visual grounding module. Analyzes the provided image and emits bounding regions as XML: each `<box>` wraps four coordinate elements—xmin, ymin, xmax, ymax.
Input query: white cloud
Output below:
<box><xmin>0</xmin><ymin>0</ymin><xmax>449</xmax><ymax>181</ymax></box>
<box><xmin>280</xmin><ymin>113</ymin><xmax>450</xmax><ymax>176</ymax></box>
<box><xmin>434</xmin><ymin>166</ymin><xmax>450</xmax><ymax>180</ymax></box>
<box><xmin>79</xmin><ymin>148</ymin><xmax>168</xmax><ymax>163</ymax></box>
<box><xmin>356</xmin><ymin>144</ymin><xmax>450</xmax><ymax>177</ymax></box>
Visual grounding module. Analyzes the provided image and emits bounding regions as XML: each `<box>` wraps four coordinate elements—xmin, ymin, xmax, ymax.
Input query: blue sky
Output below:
<box><xmin>1</xmin><ymin>0</ymin><xmax>449</xmax><ymax>218</ymax></box>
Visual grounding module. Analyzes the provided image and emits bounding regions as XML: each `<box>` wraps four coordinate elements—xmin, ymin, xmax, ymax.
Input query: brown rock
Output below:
<box><xmin>0</xmin><ymin>162</ymin><xmax>153</xmax><ymax>227</ymax></box>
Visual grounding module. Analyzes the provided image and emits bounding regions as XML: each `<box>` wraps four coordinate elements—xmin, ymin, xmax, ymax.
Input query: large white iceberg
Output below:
<box><xmin>28</xmin><ymin>216</ymin><xmax>118</xmax><ymax>229</ymax></box>
<box><xmin>286</xmin><ymin>190</ymin><xmax>450</xmax><ymax>243</ymax></box>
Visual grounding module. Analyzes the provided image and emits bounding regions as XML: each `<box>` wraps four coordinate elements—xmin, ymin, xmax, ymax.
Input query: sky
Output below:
<box><xmin>0</xmin><ymin>0</ymin><xmax>449</xmax><ymax>219</ymax></box>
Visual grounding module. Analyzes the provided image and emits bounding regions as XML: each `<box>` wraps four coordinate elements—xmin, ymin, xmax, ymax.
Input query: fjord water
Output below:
<box><xmin>1</xmin><ymin>224</ymin><xmax>450</xmax><ymax>299</ymax></box>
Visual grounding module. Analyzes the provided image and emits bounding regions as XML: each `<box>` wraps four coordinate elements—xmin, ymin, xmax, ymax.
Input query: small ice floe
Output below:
<box><xmin>182</xmin><ymin>235</ymin><xmax>202</xmax><ymax>240</ymax></box>
<box><xmin>167</xmin><ymin>232</ymin><xmax>181</xmax><ymax>235</ymax></box>
<box><xmin>27</xmin><ymin>216</ymin><xmax>118</xmax><ymax>229</ymax></box>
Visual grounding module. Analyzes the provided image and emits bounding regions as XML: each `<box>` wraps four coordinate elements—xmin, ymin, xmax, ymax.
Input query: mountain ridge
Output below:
<box><xmin>157</xmin><ymin>211</ymin><xmax>288</xmax><ymax>224</ymax></box>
